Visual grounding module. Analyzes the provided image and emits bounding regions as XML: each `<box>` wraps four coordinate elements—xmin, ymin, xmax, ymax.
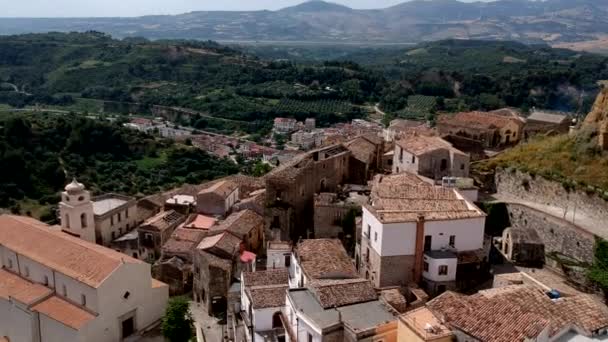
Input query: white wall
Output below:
<box><xmin>267</xmin><ymin>249</ymin><xmax>290</xmax><ymax>270</ymax></box>
<box><xmin>0</xmin><ymin>299</ymin><xmax>37</xmax><ymax>342</ymax></box>
<box><xmin>15</xmin><ymin>254</ymin><xmax>55</xmax><ymax>289</ymax></box>
<box><xmin>39</xmin><ymin>313</ymin><xmax>84</xmax><ymax>342</ymax></box>
<box><xmin>253</xmin><ymin>307</ymin><xmax>281</xmax><ymax>332</ymax></box>
<box><xmin>423</xmin><ymin>217</ymin><xmax>485</xmax><ymax>252</ymax></box>
<box><xmin>284</xmin><ymin>296</ymin><xmax>323</xmax><ymax>342</ymax></box>
<box><xmin>392</xmin><ymin>146</ymin><xmax>418</xmax><ymax>174</ymax></box>
<box><xmin>95</xmin><ymin>262</ymin><xmax>168</xmax><ymax>341</ymax></box>
<box><xmin>97</xmin><ymin>204</ymin><xmax>139</xmax><ymax>246</ymax></box>
<box><xmin>362</xmin><ymin>207</ymin><xmax>417</xmax><ymax>257</ymax></box>
<box><xmin>289</xmin><ymin>253</ymin><xmax>307</xmax><ymax>288</ymax></box>
<box><xmin>54</xmin><ymin>272</ymin><xmax>99</xmax><ymax>313</ymax></box>
<box><xmin>423</xmin><ymin>255</ymin><xmax>458</xmax><ymax>282</ymax></box>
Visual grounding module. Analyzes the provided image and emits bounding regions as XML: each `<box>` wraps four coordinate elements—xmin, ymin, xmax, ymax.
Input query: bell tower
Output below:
<box><xmin>59</xmin><ymin>179</ymin><xmax>96</xmax><ymax>243</ymax></box>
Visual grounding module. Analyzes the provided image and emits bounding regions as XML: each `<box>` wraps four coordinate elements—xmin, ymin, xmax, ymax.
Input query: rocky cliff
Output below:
<box><xmin>585</xmin><ymin>88</ymin><xmax>608</xmax><ymax>125</ymax></box>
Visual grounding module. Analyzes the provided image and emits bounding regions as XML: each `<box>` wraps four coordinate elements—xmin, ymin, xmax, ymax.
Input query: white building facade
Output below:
<box><xmin>0</xmin><ymin>215</ymin><xmax>168</xmax><ymax>342</ymax></box>
<box><xmin>59</xmin><ymin>179</ymin><xmax>138</xmax><ymax>246</ymax></box>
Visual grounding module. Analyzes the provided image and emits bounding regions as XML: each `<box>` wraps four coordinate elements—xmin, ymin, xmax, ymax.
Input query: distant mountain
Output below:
<box><xmin>2</xmin><ymin>0</ymin><xmax>608</xmax><ymax>50</ymax></box>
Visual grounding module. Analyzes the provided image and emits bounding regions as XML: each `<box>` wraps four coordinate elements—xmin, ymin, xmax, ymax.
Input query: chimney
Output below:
<box><xmin>413</xmin><ymin>215</ymin><xmax>426</xmax><ymax>284</ymax></box>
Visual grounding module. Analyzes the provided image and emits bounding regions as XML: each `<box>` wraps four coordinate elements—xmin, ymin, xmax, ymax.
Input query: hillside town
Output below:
<box><xmin>4</xmin><ymin>89</ymin><xmax>608</xmax><ymax>342</ymax></box>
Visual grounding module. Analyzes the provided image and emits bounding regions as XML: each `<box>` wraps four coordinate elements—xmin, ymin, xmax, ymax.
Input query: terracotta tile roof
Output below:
<box><xmin>0</xmin><ymin>269</ymin><xmax>53</xmax><ymax>305</ymax></box>
<box><xmin>438</xmin><ymin>111</ymin><xmax>524</xmax><ymax>130</ymax></box>
<box><xmin>400</xmin><ymin>307</ymin><xmax>453</xmax><ymax>340</ymax></box>
<box><xmin>427</xmin><ymin>285</ymin><xmax>608</xmax><ymax>342</ymax></box>
<box><xmin>370</xmin><ymin>173</ymin><xmax>430</xmax><ymax>199</ymax></box>
<box><xmin>296</xmin><ymin>239</ymin><xmax>358</xmax><ymax>280</ymax></box>
<box><xmin>184</xmin><ymin>214</ymin><xmax>217</xmax><ymax>230</ymax></box>
<box><xmin>345</xmin><ymin>137</ymin><xmax>377</xmax><ymax>164</ymax></box>
<box><xmin>0</xmin><ymin>215</ymin><xmax>142</xmax><ymax>288</ymax></box>
<box><xmin>396</xmin><ymin>135</ymin><xmax>466</xmax><ymax>156</ymax></box>
<box><xmin>243</xmin><ymin>269</ymin><xmax>289</xmax><ymax>288</ymax></box>
<box><xmin>196</xmin><ymin>232</ymin><xmax>241</xmax><ymax>257</ymax></box>
<box><xmin>309</xmin><ymin>279</ymin><xmax>377</xmax><ymax>309</ymax></box>
<box><xmin>32</xmin><ymin>296</ymin><xmax>96</xmax><ymax>330</ymax></box>
<box><xmin>211</xmin><ymin>209</ymin><xmax>263</xmax><ymax>238</ymax></box>
<box><xmin>152</xmin><ymin>279</ymin><xmax>168</xmax><ymax>289</ymax></box>
<box><xmin>367</xmin><ymin>173</ymin><xmax>485</xmax><ymax>223</ymax></box>
<box><xmin>247</xmin><ymin>285</ymin><xmax>288</xmax><ymax>309</ymax></box>
<box><xmin>141</xmin><ymin>210</ymin><xmax>185</xmax><ymax>232</ymax></box>
<box><xmin>162</xmin><ymin>228</ymin><xmax>206</xmax><ymax>255</ymax></box>
<box><xmin>198</xmin><ymin>180</ymin><xmax>237</xmax><ymax>198</ymax></box>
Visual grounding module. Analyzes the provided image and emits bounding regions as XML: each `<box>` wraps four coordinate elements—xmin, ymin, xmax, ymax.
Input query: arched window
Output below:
<box><xmin>80</xmin><ymin>213</ymin><xmax>87</xmax><ymax>228</ymax></box>
<box><xmin>65</xmin><ymin>215</ymin><xmax>70</xmax><ymax>229</ymax></box>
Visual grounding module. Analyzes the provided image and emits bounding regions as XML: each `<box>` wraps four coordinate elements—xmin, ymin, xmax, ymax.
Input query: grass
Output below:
<box><xmin>16</xmin><ymin>198</ymin><xmax>53</xmax><ymax>221</ymax></box>
<box><xmin>475</xmin><ymin>128</ymin><xmax>608</xmax><ymax>193</ymax></box>
<box><xmin>45</xmin><ymin>97</ymin><xmax>106</xmax><ymax>113</ymax></box>
<box><xmin>135</xmin><ymin>150</ymin><xmax>168</xmax><ymax>170</ymax></box>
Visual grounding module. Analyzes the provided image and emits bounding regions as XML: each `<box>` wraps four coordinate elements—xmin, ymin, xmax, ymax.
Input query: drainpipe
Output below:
<box><xmin>413</xmin><ymin>215</ymin><xmax>426</xmax><ymax>284</ymax></box>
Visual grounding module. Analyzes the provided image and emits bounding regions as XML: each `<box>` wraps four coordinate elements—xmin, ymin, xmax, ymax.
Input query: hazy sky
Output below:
<box><xmin>3</xmin><ymin>0</ymin><xmax>486</xmax><ymax>18</ymax></box>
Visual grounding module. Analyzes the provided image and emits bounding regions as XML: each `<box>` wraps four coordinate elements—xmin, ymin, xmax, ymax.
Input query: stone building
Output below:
<box><xmin>383</xmin><ymin>119</ymin><xmax>433</xmax><ymax>142</ymax></box>
<box><xmin>164</xmin><ymin>194</ymin><xmax>196</xmax><ymax>215</ymax></box>
<box><xmin>265</xmin><ymin>144</ymin><xmax>351</xmax><ymax>241</ymax></box>
<box><xmin>273</xmin><ymin>117</ymin><xmax>297</xmax><ymax>134</ymax></box>
<box><xmin>0</xmin><ymin>215</ymin><xmax>168</xmax><ymax>342</ymax></box>
<box><xmin>138</xmin><ymin>210</ymin><xmax>186</xmax><ymax>261</ymax></box>
<box><xmin>193</xmin><ymin>232</ymin><xmax>255</xmax><ymax>315</ymax></box>
<box><xmin>437</xmin><ymin>111</ymin><xmax>524</xmax><ymax>148</ymax></box>
<box><xmin>524</xmin><ymin>109</ymin><xmax>571</xmax><ymax>138</ymax></box>
<box><xmin>345</xmin><ymin>135</ymin><xmax>384</xmax><ymax>184</ymax></box>
<box><xmin>392</xmin><ymin>135</ymin><xmax>470</xmax><ymax>180</ymax></box>
<box><xmin>210</xmin><ymin>209</ymin><xmax>265</xmax><ymax>253</ymax></box>
<box><xmin>59</xmin><ymin>179</ymin><xmax>138</xmax><ymax>246</ymax></box>
<box><xmin>196</xmin><ymin>180</ymin><xmax>239</xmax><ymax>217</ymax></box>
<box><xmin>358</xmin><ymin>173</ymin><xmax>487</xmax><ymax>295</ymax></box>
<box><xmin>313</xmin><ymin>192</ymin><xmax>362</xmax><ymax>239</ymax></box>
<box><xmin>499</xmin><ymin>227</ymin><xmax>545</xmax><ymax>267</ymax></box>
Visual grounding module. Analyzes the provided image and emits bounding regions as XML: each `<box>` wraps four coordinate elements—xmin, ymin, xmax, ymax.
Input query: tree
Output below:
<box><xmin>252</xmin><ymin>161</ymin><xmax>272</xmax><ymax>177</ymax></box>
<box><xmin>161</xmin><ymin>297</ymin><xmax>194</xmax><ymax>342</ymax></box>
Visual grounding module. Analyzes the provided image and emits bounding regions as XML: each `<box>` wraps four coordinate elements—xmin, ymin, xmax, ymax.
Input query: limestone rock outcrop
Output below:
<box><xmin>585</xmin><ymin>88</ymin><xmax>608</xmax><ymax>125</ymax></box>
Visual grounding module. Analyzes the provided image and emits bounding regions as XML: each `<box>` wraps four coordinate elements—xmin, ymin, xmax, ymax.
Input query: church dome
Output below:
<box><xmin>65</xmin><ymin>178</ymin><xmax>85</xmax><ymax>194</ymax></box>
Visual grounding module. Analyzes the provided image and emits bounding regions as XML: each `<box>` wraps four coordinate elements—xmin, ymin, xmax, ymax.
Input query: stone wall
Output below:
<box><xmin>496</xmin><ymin>169</ymin><xmax>608</xmax><ymax>227</ymax></box>
<box><xmin>506</xmin><ymin>203</ymin><xmax>595</xmax><ymax>264</ymax></box>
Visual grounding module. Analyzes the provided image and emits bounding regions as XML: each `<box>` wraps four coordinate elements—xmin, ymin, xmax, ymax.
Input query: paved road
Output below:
<box><xmin>490</xmin><ymin>193</ymin><xmax>608</xmax><ymax>240</ymax></box>
<box><xmin>190</xmin><ymin>301</ymin><xmax>227</xmax><ymax>342</ymax></box>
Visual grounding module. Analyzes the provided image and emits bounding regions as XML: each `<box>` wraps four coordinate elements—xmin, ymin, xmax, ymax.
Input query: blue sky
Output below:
<box><xmin>3</xmin><ymin>0</ymin><xmax>488</xmax><ymax>17</ymax></box>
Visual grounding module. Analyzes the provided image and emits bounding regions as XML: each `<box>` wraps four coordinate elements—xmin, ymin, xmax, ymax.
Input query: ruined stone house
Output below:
<box><xmin>437</xmin><ymin>111</ymin><xmax>524</xmax><ymax>148</ymax></box>
<box><xmin>265</xmin><ymin>144</ymin><xmax>351</xmax><ymax>241</ymax></box>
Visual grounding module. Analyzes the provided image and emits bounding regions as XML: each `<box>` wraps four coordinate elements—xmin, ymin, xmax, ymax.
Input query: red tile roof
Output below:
<box><xmin>296</xmin><ymin>239</ymin><xmax>358</xmax><ymax>280</ymax></box>
<box><xmin>309</xmin><ymin>279</ymin><xmax>377</xmax><ymax>309</ymax></box>
<box><xmin>0</xmin><ymin>269</ymin><xmax>52</xmax><ymax>305</ymax></box>
<box><xmin>211</xmin><ymin>209</ymin><xmax>263</xmax><ymax>238</ymax></box>
<box><xmin>185</xmin><ymin>214</ymin><xmax>217</xmax><ymax>230</ymax></box>
<box><xmin>32</xmin><ymin>296</ymin><xmax>96</xmax><ymax>330</ymax></box>
<box><xmin>242</xmin><ymin>269</ymin><xmax>289</xmax><ymax>288</ymax></box>
<box><xmin>439</xmin><ymin>111</ymin><xmax>523</xmax><ymax>130</ymax></box>
<box><xmin>427</xmin><ymin>285</ymin><xmax>608</xmax><ymax>342</ymax></box>
<box><xmin>396</xmin><ymin>135</ymin><xmax>466</xmax><ymax>156</ymax></box>
<box><xmin>0</xmin><ymin>215</ymin><xmax>142</xmax><ymax>288</ymax></box>
<box><xmin>247</xmin><ymin>285</ymin><xmax>289</xmax><ymax>309</ymax></box>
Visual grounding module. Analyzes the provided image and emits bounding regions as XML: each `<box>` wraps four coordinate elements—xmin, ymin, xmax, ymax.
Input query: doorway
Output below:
<box><xmin>122</xmin><ymin>317</ymin><xmax>135</xmax><ymax>339</ymax></box>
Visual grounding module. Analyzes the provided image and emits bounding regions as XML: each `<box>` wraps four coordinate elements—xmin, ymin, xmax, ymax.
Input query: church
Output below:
<box><xmin>58</xmin><ymin>179</ymin><xmax>139</xmax><ymax>247</ymax></box>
